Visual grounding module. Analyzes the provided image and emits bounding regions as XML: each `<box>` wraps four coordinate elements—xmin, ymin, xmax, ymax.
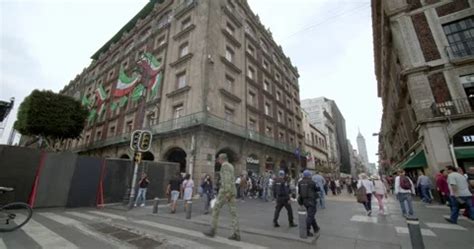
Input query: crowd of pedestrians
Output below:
<box><xmin>132</xmin><ymin>154</ymin><xmax>473</xmax><ymax>242</ymax></box>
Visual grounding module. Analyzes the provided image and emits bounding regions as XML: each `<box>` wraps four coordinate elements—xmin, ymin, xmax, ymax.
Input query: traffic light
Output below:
<box><xmin>139</xmin><ymin>131</ymin><xmax>152</xmax><ymax>152</ymax></box>
<box><xmin>130</xmin><ymin>130</ymin><xmax>141</xmax><ymax>151</ymax></box>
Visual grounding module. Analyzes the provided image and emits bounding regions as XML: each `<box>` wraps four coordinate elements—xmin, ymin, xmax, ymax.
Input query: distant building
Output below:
<box><xmin>372</xmin><ymin>0</ymin><xmax>474</xmax><ymax>176</ymax></box>
<box><xmin>59</xmin><ymin>0</ymin><xmax>305</xmax><ymax>183</ymax></box>
<box><xmin>302</xmin><ymin>97</ymin><xmax>351</xmax><ymax>174</ymax></box>
<box><xmin>356</xmin><ymin>131</ymin><xmax>369</xmax><ymax>168</ymax></box>
<box><xmin>302</xmin><ymin>110</ymin><xmax>329</xmax><ymax>173</ymax></box>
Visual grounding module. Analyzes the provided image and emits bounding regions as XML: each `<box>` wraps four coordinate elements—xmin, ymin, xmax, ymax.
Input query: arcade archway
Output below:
<box><xmin>142</xmin><ymin>151</ymin><xmax>155</xmax><ymax>161</ymax></box>
<box><xmin>164</xmin><ymin>147</ymin><xmax>187</xmax><ymax>173</ymax></box>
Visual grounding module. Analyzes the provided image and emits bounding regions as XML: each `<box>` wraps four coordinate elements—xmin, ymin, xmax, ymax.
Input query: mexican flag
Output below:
<box><xmin>110</xmin><ymin>102</ymin><xmax>118</xmax><ymax>111</ymax></box>
<box><xmin>88</xmin><ymin>109</ymin><xmax>97</xmax><ymax>122</ymax></box>
<box><xmin>150</xmin><ymin>73</ymin><xmax>162</xmax><ymax>97</ymax></box>
<box><xmin>95</xmin><ymin>84</ymin><xmax>107</xmax><ymax>106</ymax></box>
<box><xmin>81</xmin><ymin>95</ymin><xmax>90</xmax><ymax>107</ymax></box>
<box><xmin>138</xmin><ymin>52</ymin><xmax>162</xmax><ymax>78</ymax></box>
<box><xmin>98</xmin><ymin>103</ymin><xmax>106</xmax><ymax>116</ymax></box>
<box><xmin>114</xmin><ymin>66</ymin><xmax>140</xmax><ymax>97</ymax></box>
<box><xmin>131</xmin><ymin>84</ymin><xmax>145</xmax><ymax>102</ymax></box>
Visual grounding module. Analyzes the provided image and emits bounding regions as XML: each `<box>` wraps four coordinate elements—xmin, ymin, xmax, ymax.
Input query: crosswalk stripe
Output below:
<box><xmin>66</xmin><ymin>211</ymin><xmax>100</xmax><ymax>221</ymax></box>
<box><xmin>0</xmin><ymin>238</ymin><xmax>6</xmax><ymax>249</ymax></box>
<box><xmin>350</xmin><ymin>215</ymin><xmax>378</xmax><ymax>223</ymax></box>
<box><xmin>443</xmin><ymin>215</ymin><xmax>474</xmax><ymax>224</ymax></box>
<box><xmin>425</xmin><ymin>222</ymin><xmax>467</xmax><ymax>231</ymax></box>
<box><xmin>18</xmin><ymin>214</ymin><xmax>78</xmax><ymax>249</ymax></box>
<box><xmin>88</xmin><ymin>211</ymin><xmax>127</xmax><ymax>221</ymax></box>
<box><xmin>39</xmin><ymin>213</ymin><xmax>129</xmax><ymax>249</ymax></box>
<box><xmin>395</xmin><ymin>226</ymin><xmax>436</xmax><ymax>237</ymax></box>
<box><xmin>134</xmin><ymin>220</ymin><xmax>268</xmax><ymax>249</ymax></box>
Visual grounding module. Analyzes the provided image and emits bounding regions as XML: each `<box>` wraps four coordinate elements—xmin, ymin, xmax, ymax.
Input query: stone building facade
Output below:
<box><xmin>372</xmin><ymin>0</ymin><xmax>474</xmax><ymax>177</ymax></box>
<box><xmin>301</xmin><ymin>110</ymin><xmax>329</xmax><ymax>173</ymax></box>
<box><xmin>301</xmin><ymin>97</ymin><xmax>351</xmax><ymax>174</ymax></box>
<box><xmin>60</xmin><ymin>0</ymin><xmax>305</xmax><ymax>183</ymax></box>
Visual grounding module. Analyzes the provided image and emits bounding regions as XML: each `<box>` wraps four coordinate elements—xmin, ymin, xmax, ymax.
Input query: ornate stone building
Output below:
<box><xmin>301</xmin><ymin>110</ymin><xmax>329</xmax><ymax>173</ymax></box>
<box><xmin>372</xmin><ymin>0</ymin><xmax>474</xmax><ymax>176</ymax></box>
<box><xmin>60</xmin><ymin>0</ymin><xmax>305</xmax><ymax>182</ymax></box>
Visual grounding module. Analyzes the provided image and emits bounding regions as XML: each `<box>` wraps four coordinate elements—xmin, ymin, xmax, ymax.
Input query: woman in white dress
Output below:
<box><xmin>181</xmin><ymin>173</ymin><xmax>194</xmax><ymax>212</ymax></box>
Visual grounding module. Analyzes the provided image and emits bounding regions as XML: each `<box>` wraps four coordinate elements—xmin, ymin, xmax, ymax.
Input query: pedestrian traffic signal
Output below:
<box><xmin>139</xmin><ymin>131</ymin><xmax>152</xmax><ymax>152</ymax></box>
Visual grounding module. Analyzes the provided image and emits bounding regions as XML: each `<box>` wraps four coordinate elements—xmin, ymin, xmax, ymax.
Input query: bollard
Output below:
<box><xmin>298</xmin><ymin>206</ymin><xmax>307</xmax><ymax>239</ymax></box>
<box><xmin>406</xmin><ymin>217</ymin><xmax>425</xmax><ymax>249</ymax></box>
<box><xmin>186</xmin><ymin>201</ymin><xmax>192</xmax><ymax>219</ymax></box>
<box><xmin>152</xmin><ymin>197</ymin><xmax>159</xmax><ymax>214</ymax></box>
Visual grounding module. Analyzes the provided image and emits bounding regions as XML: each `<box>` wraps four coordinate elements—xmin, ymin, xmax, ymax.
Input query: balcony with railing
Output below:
<box><xmin>446</xmin><ymin>39</ymin><xmax>474</xmax><ymax>63</ymax></box>
<box><xmin>74</xmin><ymin>112</ymin><xmax>297</xmax><ymax>153</ymax></box>
<box><xmin>418</xmin><ymin>97</ymin><xmax>474</xmax><ymax>121</ymax></box>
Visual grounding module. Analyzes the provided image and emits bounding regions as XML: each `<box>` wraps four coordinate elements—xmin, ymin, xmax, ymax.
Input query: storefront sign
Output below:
<box><xmin>453</xmin><ymin>126</ymin><xmax>474</xmax><ymax>146</ymax></box>
<box><xmin>246</xmin><ymin>157</ymin><xmax>259</xmax><ymax>164</ymax></box>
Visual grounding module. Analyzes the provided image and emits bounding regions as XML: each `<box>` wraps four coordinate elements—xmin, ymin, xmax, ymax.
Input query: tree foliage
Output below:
<box><xmin>14</xmin><ymin>90</ymin><xmax>88</xmax><ymax>150</ymax></box>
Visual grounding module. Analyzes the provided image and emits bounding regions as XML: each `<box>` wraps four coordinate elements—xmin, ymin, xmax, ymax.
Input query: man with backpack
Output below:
<box><xmin>272</xmin><ymin>170</ymin><xmax>297</xmax><ymax>228</ymax></box>
<box><xmin>395</xmin><ymin>169</ymin><xmax>416</xmax><ymax>217</ymax></box>
<box><xmin>298</xmin><ymin>170</ymin><xmax>320</xmax><ymax>237</ymax></box>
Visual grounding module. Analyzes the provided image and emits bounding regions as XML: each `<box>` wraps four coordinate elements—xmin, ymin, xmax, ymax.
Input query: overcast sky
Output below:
<box><xmin>0</xmin><ymin>0</ymin><xmax>382</xmax><ymax>163</ymax></box>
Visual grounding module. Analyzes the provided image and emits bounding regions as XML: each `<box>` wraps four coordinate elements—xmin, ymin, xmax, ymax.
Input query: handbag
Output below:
<box><xmin>356</xmin><ymin>185</ymin><xmax>368</xmax><ymax>203</ymax></box>
<box><xmin>210</xmin><ymin>198</ymin><xmax>217</xmax><ymax>209</ymax></box>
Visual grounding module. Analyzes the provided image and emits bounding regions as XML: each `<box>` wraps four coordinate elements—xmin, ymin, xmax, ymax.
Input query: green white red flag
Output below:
<box><xmin>114</xmin><ymin>66</ymin><xmax>140</xmax><ymax>97</ymax></box>
<box><xmin>95</xmin><ymin>84</ymin><xmax>107</xmax><ymax>105</ymax></box>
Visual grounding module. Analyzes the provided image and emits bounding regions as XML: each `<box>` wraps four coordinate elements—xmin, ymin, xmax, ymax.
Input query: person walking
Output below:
<box><xmin>329</xmin><ymin>179</ymin><xmax>336</xmax><ymax>195</ymax></box>
<box><xmin>351</xmin><ymin>178</ymin><xmax>358</xmax><ymax>196</ymax></box>
<box><xmin>167</xmin><ymin>172</ymin><xmax>182</xmax><ymax>213</ymax></box>
<box><xmin>445</xmin><ymin>166</ymin><xmax>474</xmax><ymax>224</ymax></box>
<box><xmin>373</xmin><ymin>175</ymin><xmax>387</xmax><ymax>215</ymax></box>
<box><xmin>395</xmin><ymin>169</ymin><xmax>416</xmax><ymax>217</ymax></box>
<box><xmin>272</xmin><ymin>170</ymin><xmax>297</xmax><ymax>228</ymax></box>
<box><xmin>201</xmin><ymin>174</ymin><xmax>214</xmax><ymax>214</ymax></box>
<box><xmin>203</xmin><ymin>153</ymin><xmax>240</xmax><ymax>241</ymax></box>
<box><xmin>436</xmin><ymin>170</ymin><xmax>450</xmax><ymax>206</ymax></box>
<box><xmin>239</xmin><ymin>174</ymin><xmax>248</xmax><ymax>201</ymax></box>
<box><xmin>134</xmin><ymin>173</ymin><xmax>149</xmax><ymax>207</ymax></box>
<box><xmin>357</xmin><ymin>173</ymin><xmax>375</xmax><ymax>216</ymax></box>
<box><xmin>312</xmin><ymin>172</ymin><xmax>326</xmax><ymax>209</ymax></box>
<box><xmin>335</xmin><ymin>179</ymin><xmax>341</xmax><ymax>194</ymax></box>
<box><xmin>181</xmin><ymin>173</ymin><xmax>194</xmax><ymax>213</ymax></box>
<box><xmin>298</xmin><ymin>170</ymin><xmax>321</xmax><ymax>237</ymax></box>
<box><xmin>235</xmin><ymin>175</ymin><xmax>241</xmax><ymax>199</ymax></box>
<box><xmin>416</xmin><ymin>171</ymin><xmax>432</xmax><ymax>203</ymax></box>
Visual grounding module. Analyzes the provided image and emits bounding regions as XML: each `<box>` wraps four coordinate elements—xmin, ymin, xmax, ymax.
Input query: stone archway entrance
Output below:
<box><xmin>142</xmin><ymin>151</ymin><xmax>155</xmax><ymax>161</ymax></box>
<box><xmin>164</xmin><ymin>147</ymin><xmax>187</xmax><ymax>173</ymax></box>
<box><xmin>214</xmin><ymin>148</ymin><xmax>238</xmax><ymax>176</ymax></box>
<box><xmin>120</xmin><ymin>154</ymin><xmax>130</xmax><ymax>159</ymax></box>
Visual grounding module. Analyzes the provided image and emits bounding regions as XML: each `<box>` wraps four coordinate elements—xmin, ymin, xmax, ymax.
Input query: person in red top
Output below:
<box><xmin>435</xmin><ymin>169</ymin><xmax>450</xmax><ymax>206</ymax></box>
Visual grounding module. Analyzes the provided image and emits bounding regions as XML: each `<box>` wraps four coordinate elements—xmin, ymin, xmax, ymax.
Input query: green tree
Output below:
<box><xmin>14</xmin><ymin>90</ymin><xmax>88</xmax><ymax>150</ymax></box>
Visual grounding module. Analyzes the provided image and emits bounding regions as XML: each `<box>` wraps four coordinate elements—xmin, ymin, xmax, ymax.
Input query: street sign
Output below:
<box><xmin>130</xmin><ymin>130</ymin><xmax>153</xmax><ymax>152</ymax></box>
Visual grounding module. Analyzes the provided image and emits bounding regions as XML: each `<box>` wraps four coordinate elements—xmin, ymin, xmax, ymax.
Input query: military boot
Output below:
<box><xmin>203</xmin><ymin>229</ymin><xmax>216</xmax><ymax>238</ymax></box>
<box><xmin>228</xmin><ymin>234</ymin><xmax>241</xmax><ymax>241</ymax></box>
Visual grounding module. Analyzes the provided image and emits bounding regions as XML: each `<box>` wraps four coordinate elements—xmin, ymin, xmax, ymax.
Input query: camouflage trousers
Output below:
<box><xmin>211</xmin><ymin>191</ymin><xmax>240</xmax><ymax>236</ymax></box>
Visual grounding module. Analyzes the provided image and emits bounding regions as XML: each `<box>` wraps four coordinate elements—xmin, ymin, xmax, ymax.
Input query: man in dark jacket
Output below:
<box><xmin>273</xmin><ymin>170</ymin><xmax>297</xmax><ymax>228</ymax></box>
<box><xmin>298</xmin><ymin>170</ymin><xmax>320</xmax><ymax>237</ymax></box>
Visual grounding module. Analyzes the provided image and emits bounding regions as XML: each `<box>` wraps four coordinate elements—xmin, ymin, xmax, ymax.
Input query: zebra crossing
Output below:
<box><xmin>349</xmin><ymin>212</ymin><xmax>472</xmax><ymax>239</ymax></box>
<box><xmin>0</xmin><ymin>210</ymin><xmax>267</xmax><ymax>249</ymax></box>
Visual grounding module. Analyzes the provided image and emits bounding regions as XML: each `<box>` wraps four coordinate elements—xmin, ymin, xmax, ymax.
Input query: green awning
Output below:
<box><xmin>455</xmin><ymin>147</ymin><xmax>474</xmax><ymax>159</ymax></box>
<box><xmin>401</xmin><ymin>150</ymin><xmax>427</xmax><ymax>169</ymax></box>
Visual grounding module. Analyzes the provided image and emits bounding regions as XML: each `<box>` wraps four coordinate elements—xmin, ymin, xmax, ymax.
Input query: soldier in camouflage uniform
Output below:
<box><xmin>203</xmin><ymin>153</ymin><xmax>241</xmax><ymax>241</ymax></box>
